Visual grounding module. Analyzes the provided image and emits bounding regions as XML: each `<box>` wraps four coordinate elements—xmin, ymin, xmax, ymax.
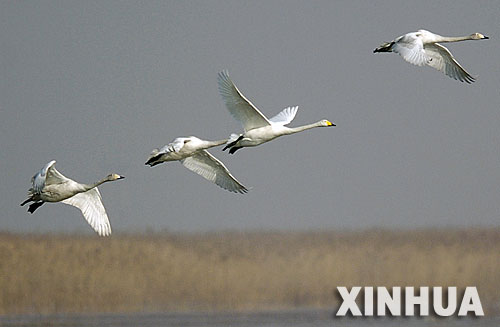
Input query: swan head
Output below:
<box><xmin>107</xmin><ymin>173</ymin><xmax>125</xmax><ymax>181</ymax></box>
<box><xmin>471</xmin><ymin>33</ymin><xmax>489</xmax><ymax>40</ymax></box>
<box><xmin>320</xmin><ymin>119</ymin><xmax>335</xmax><ymax>127</ymax></box>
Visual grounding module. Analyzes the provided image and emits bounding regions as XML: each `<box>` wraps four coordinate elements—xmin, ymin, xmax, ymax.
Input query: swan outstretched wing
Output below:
<box><xmin>424</xmin><ymin>43</ymin><xmax>475</xmax><ymax>83</ymax></box>
<box><xmin>62</xmin><ymin>188</ymin><xmax>112</xmax><ymax>236</ymax></box>
<box><xmin>392</xmin><ymin>33</ymin><xmax>428</xmax><ymax>67</ymax></box>
<box><xmin>217</xmin><ymin>70</ymin><xmax>271</xmax><ymax>132</ymax></box>
<box><xmin>180</xmin><ymin>150</ymin><xmax>248</xmax><ymax>194</ymax></box>
<box><xmin>269</xmin><ymin>106</ymin><xmax>299</xmax><ymax>126</ymax></box>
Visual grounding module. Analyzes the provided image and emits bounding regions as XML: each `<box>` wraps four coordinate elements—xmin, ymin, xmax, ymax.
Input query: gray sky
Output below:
<box><xmin>2</xmin><ymin>0</ymin><xmax>500</xmax><ymax>234</ymax></box>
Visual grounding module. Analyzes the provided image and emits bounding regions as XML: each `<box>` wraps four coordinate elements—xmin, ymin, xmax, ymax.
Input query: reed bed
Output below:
<box><xmin>0</xmin><ymin>228</ymin><xmax>499</xmax><ymax>315</ymax></box>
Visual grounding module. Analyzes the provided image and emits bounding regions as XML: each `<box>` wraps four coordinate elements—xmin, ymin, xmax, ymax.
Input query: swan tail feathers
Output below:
<box><xmin>145</xmin><ymin>148</ymin><xmax>167</xmax><ymax>167</ymax></box>
<box><xmin>374</xmin><ymin>42</ymin><xmax>394</xmax><ymax>53</ymax></box>
<box><xmin>21</xmin><ymin>189</ymin><xmax>37</xmax><ymax>206</ymax></box>
<box><xmin>145</xmin><ymin>154</ymin><xmax>163</xmax><ymax>167</ymax></box>
<box><xmin>228</xmin><ymin>133</ymin><xmax>241</xmax><ymax>143</ymax></box>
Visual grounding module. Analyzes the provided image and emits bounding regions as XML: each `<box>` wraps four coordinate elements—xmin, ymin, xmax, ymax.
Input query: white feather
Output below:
<box><xmin>181</xmin><ymin>150</ymin><xmax>248</xmax><ymax>194</ymax></box>
<box><xmin>269</xmin><ymin>106</ymin><xmax>299</xmax><ymax>126</ymax></box>
<box><xmin>62</xmin><ymin>188</ymin><xmax>112</xmax><ymax>236</ymax></box>
<box><xmin>374</xmin><ymin>29</ymin><xmax>487</xmax><ymax>83</ymax></box>
<box><xmin>216</xmin><ymin>70</ymin><xmax>334</xmax><ymax>152</ymax></box>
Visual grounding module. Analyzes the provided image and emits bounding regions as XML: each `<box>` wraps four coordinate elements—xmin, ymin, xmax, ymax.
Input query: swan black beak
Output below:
<box><xmin>118</xmin><ymin>175</ymin><xmax>125</xmax><ymax>180</ymax></box>
<box><xmin>483</xmin><ymin>36</ymin><xmax>490</xmax><ymax>39</ymax></box>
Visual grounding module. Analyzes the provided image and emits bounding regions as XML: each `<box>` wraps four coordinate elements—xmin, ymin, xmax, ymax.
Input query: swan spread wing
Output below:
<box><xmin>392</xmin><ymin>33</ymin><xmax>428</xmax><ymax>66</ymax></box>
<box><xmin>180</xmin><ymin>150</ymin><xmax>248</xmax><ymax>193</ymax></box>
<box><xmin>62</xmin><ymin>188</ymin><xmax>112</xmax><ymax>236</ymax></box>
<box><xmin>269</xmin><ymin>106</ymin><xmax>299</xmax><ymax>126</ymax></box>
<box><xmin>424</xmin><ymin>43</ymin><xmax>475</xmax><ymax>83</ymax></box>
<box><xmin>217</xmin><ymin>70</ymin><xmax>271</xmax><ymax>132</ymax></box>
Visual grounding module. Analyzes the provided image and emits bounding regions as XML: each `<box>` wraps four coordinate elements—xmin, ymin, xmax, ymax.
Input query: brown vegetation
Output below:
<box><xmin>0</xmin><ymin>228</ymin><xmax>499</xmax><ymax>315</ymax></box>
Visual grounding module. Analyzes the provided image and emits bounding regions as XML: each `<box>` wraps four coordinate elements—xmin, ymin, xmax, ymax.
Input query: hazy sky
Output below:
<box><xmin>2</xmin><ymin>1</ymin><xmax>500</xmax><ymax>234</ymax></box>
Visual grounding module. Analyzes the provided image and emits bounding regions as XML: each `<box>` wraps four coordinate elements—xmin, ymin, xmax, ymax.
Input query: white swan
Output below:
<box><xmin>20</xmin><ymin>160</ymin><xmax>124</xmax><ymax>236</ymax></box>
<box><xmin>374</xmin><ymin>30</ymin><xmax>488</xmax><ymax>83</ymax></box>
<box><xmin>145</xmin><ymin>136</ymin><xmax>248</xmax><ymax>194</ymax></box>
<box><xmin>217</xmin><ymin>70</ymin><xmax>335</xmax><ymax>154</ymax></box>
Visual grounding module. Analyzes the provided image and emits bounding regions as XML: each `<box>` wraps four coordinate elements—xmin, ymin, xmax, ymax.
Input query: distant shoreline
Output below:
<box><xmin>1</xmin><ymin>227</ymin><xmax>499</xmax><ymax>316</ymax></box>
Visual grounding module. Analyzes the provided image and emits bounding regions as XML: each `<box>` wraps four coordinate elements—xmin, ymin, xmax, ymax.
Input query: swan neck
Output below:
<box><xmin>286</xmin><ymin>122</ymin><xmax>321</xmax><ymax>134</ymax></box>
<box><xmin>435</xmin><ymin>35</ymin><xmax>472</xmax><ymax>43</ymax></box>
<box><xmin>203</xmin><ymin>139</ymin><xmax>227</xmax><ymax>148</ymax></box>
<box><xmin>81</xmin><ymin>177</ymin><xmax>109</xmax><ymax>191</ymax></box>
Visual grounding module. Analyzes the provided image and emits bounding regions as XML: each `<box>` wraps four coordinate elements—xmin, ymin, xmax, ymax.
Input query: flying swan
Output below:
<box><xmin>373</xmin><ymin>29</ymin><xmax>489</xmax><ymax>83</ymax></box>
<box><xmin>20</xmin><ymin>160</ymin><xmax>124</xmax><ymax>236</ymax></box>
<box><xmin>217</xmin><ymin>70</ymin><xmax>335</xmax><ymax>154</ymax></box>
<box><xmin>145</xmin><ymin>136</ymin><xmax>248</xmax><ymax>194</ymax></box>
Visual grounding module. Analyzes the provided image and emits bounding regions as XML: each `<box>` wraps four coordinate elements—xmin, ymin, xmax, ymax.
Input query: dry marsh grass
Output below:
<box><xmin>0</xmin><ymin>228</ymin><xmax>499</xmax><ymax>315</ymax></box>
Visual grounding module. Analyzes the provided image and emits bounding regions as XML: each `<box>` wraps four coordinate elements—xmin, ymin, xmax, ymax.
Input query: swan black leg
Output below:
<box><xmin>223</xmin><ymin>135</ymin><xmax>244</xmax><ymax>151</ymax></box>
<box><xmin>20</xmin><ymin>197</ymin><xmax>33</xmax><ymax>206</ymax></box>
<box><xmin>229</xmin><ymin>146</ymin><xmax>243</xmax><ymax>154</ymax></box>
<box><xmin>28</xmin><ymin>201</ymin><xmax>45</xmax><ymax>213</ymax></box>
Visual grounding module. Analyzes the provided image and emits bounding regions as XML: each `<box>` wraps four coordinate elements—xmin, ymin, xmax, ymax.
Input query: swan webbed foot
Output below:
<box><xmin>223</xmin><ymin>135</ymin><xmax>244</xmax><ymax>151</ymax></box>
<box><xmin>229</xmin><ymin>146</ymin><xmax>243</xmax><ymax>154</ymax></box>
<box><xmin>28</xmin><ymin>201</ymin><xmax>44</xmax><ymax>214</ymax></box>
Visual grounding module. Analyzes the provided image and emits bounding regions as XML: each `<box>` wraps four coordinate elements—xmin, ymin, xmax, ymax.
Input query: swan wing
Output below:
<box><xmin>155</xmin><ymin>137</ymin><xmax>187</xmax><ymax>156</ymax></box>
<box><xmin>180</xmin><ymin>150</ymin><xmax>248</xmax><ymax>194</ymax></box>
<box><xmin>424</xmin><ymin>43</ymin><xmax>475</xmax><ymax>83</ymax></box>
<box><xmin>166</xmin><ymin>137</ymin><xmax>188</xmax><ymax>153</ymax></box>
<box><xmin>62</xmin><ymin>188</ymin><xmax>112</xmax><ymax>236</ymax></box>
<box><xmin>32</xmin><ymin>160</ymin><xmax>72</xmax><ymax>193</ymax></box>
<box><xmin>217</xmin><ymin>70</ymin><xmax>271</xmax><ymax>132</ymax></box>
<box><xmin>45</xmin><ymin>164</ymin><xmax>72</xmax><ymax>186</ymax></box>
<box><xmin>31</xmin><ymin>160</ymin><xmax>56</xmax><ymax>193</ymax></box>
<box><xmin>269</xmin><ymin>106</ymin><xmax>299</xmax><ymax>126</ymax></box>
<box><xmin>392</xmin><ymin>33</ymin><xmax>429</xmax><ymax>66</ymax></box>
